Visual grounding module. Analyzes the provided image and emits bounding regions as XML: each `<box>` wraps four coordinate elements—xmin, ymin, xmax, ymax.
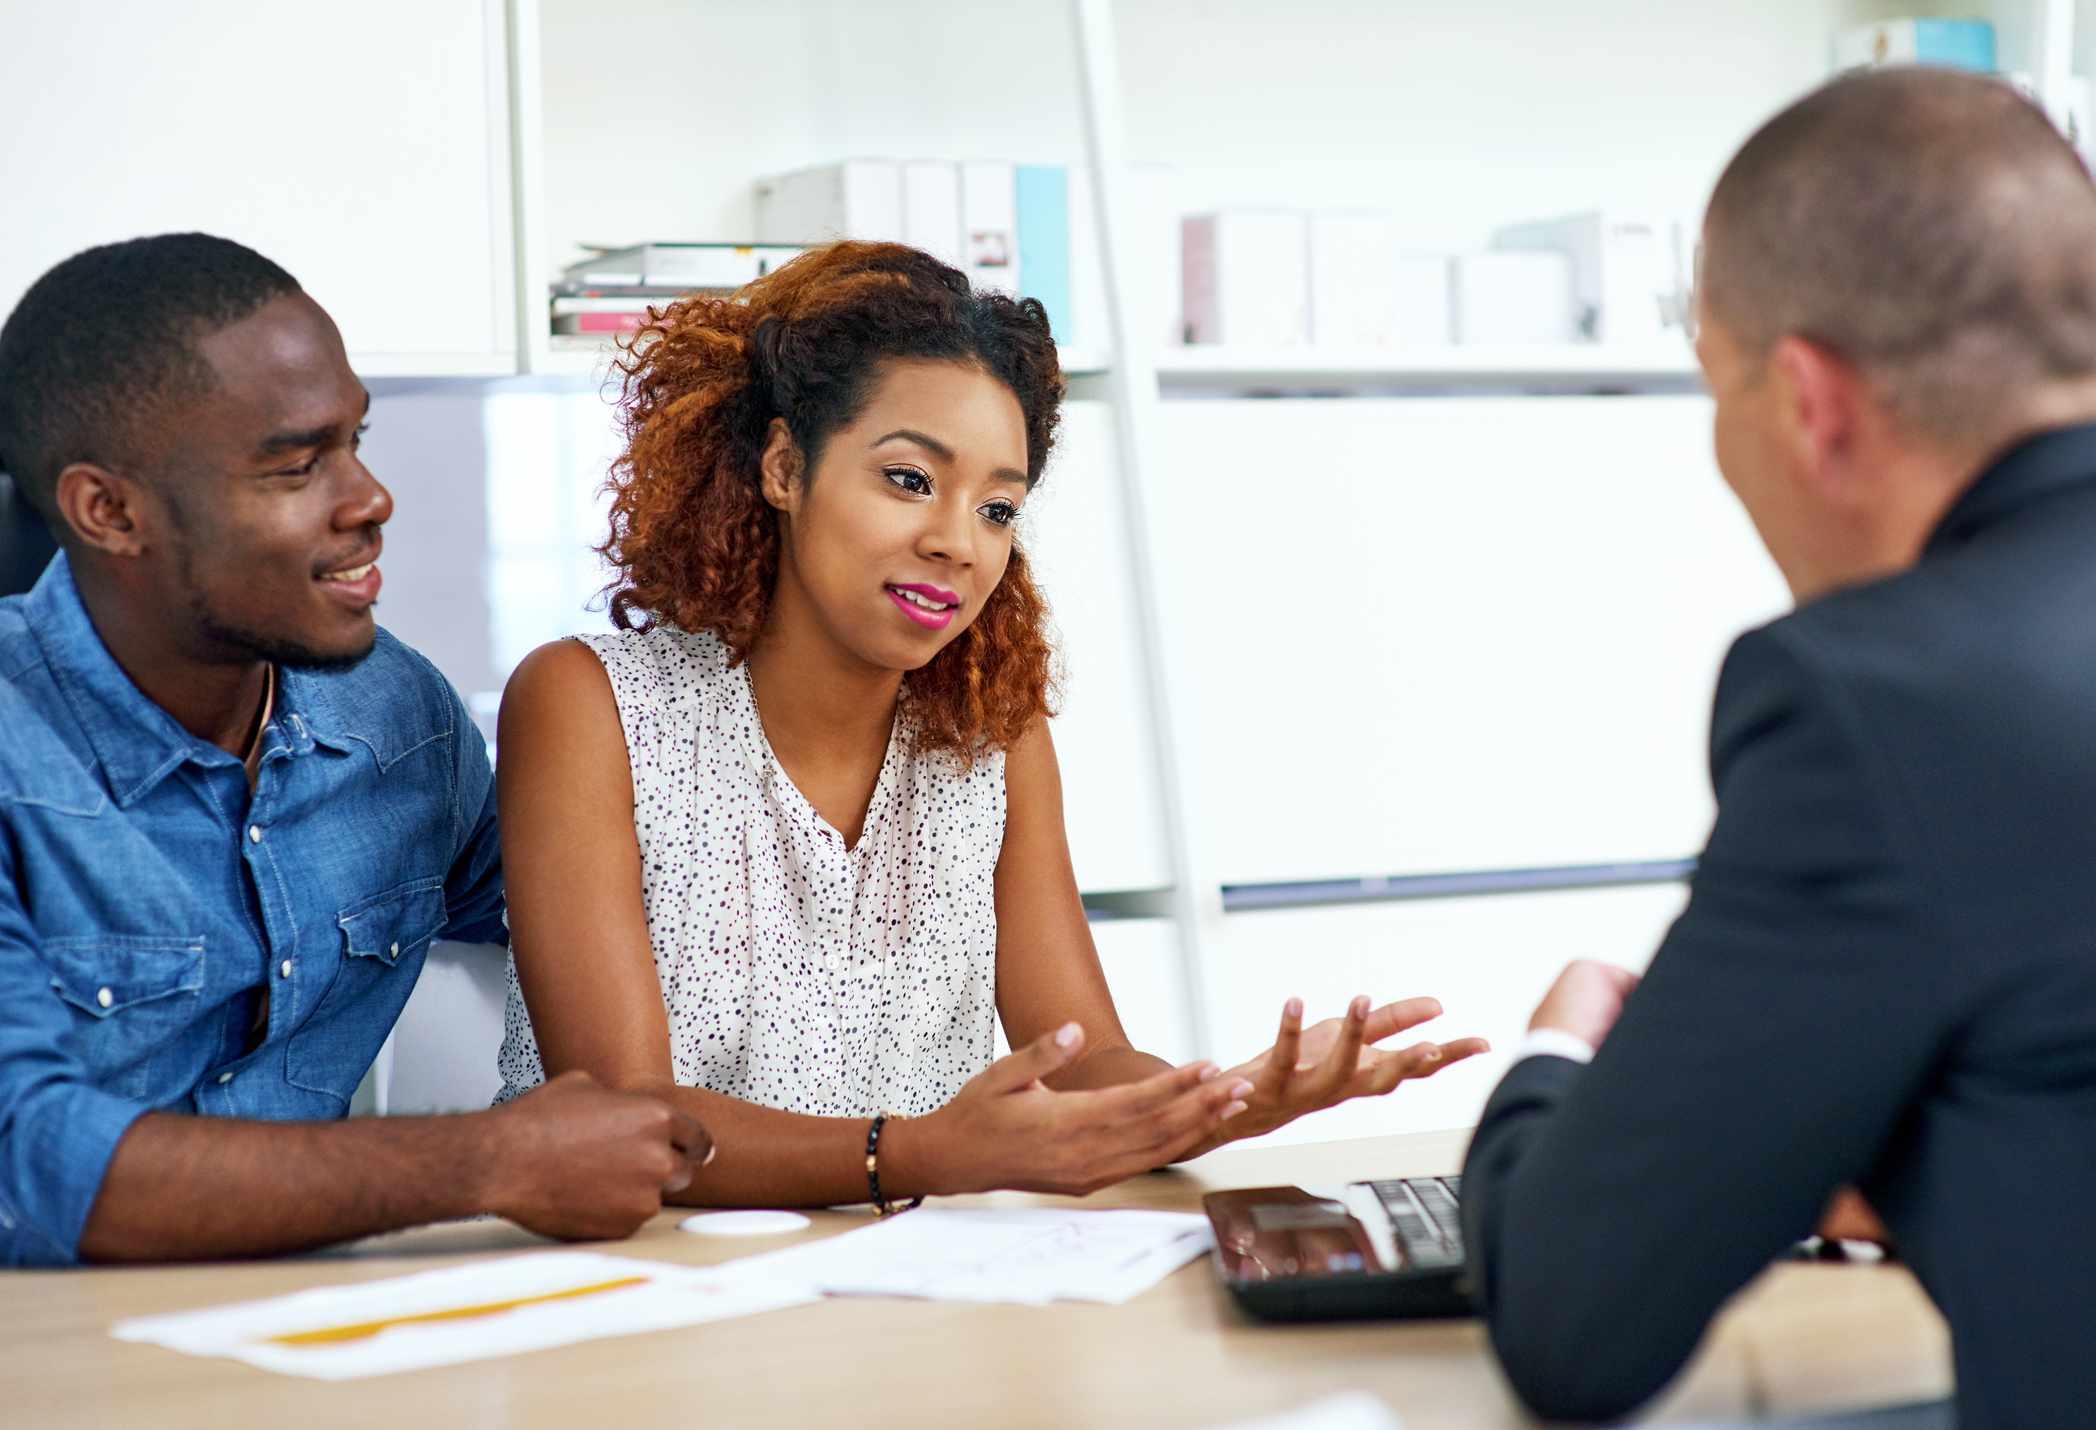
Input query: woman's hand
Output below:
<box><xmin>1177</xmin><ymin>995</ymin><xmax>1489</xmax><ymax>1158</ymax></box>
<box><xmin>883</xmin><ymin>1023</ymin><xmax>1255</xmax><ymax>1198</ymax></box>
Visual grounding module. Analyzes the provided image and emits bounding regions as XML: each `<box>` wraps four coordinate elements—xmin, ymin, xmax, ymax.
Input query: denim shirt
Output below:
<box><xmin>0</xmin><ymin>555</ymin><xmax>504</xmax><ymax>1266</ymax></box>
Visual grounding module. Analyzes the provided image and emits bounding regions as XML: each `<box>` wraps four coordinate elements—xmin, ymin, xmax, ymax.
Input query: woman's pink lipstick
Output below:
<box><xmin>885</xmin><ymin>582</ymin><xmax>959</xmax><ymax>631</ymax></box>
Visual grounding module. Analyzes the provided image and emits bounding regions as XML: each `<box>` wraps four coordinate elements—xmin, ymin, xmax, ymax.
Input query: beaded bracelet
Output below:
<box><xmin>865</xmin><ymin>1111</ymin><xmax>925</xmax><ymax>1218</ymax></box>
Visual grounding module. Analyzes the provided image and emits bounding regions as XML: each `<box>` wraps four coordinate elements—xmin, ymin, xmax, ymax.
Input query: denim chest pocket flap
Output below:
<box><xmin>42</xmin><ymin>934</ymin><xmax>206</xmax><ymax>1017</ymax></box>
<box><xmin>338</xmin><ymin>879</ymin><xmax>448</xmax><ymax>965</ymax></box>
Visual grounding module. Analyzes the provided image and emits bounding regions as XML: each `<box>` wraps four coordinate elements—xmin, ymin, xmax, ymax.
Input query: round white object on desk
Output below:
<box><xmin>679</xmin><ymin>1210</ymin><xmax>812</xmax><ymax>1237</ymax></box>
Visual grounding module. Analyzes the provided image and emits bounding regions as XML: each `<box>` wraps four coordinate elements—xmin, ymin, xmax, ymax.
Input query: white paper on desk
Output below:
<box><xmin>110</xmin><ymin>1251</ymin><xmax>813</xmax><ymax>1380</ymax></box>
<box><xmin>726</xmin><ymin>1207</ymin><xmax>1214</xmax><ymax>1305</ymax></box>
<box><xmin>1204</xmin><ymin>1392</ymin><xmax>1405</xmax><ymax>1430</ymax></box>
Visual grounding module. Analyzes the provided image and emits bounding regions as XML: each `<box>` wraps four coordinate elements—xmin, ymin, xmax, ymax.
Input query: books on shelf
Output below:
<box><xmin>561</xmin><ymin>243</ymin><xmax>803</xmax><ymax>290</ymax></box>
<box><xmin>1015</xmin><ymin>165</ymin><xmax>1070</xmax><ymax>340</ymax></box>
<box><xmin>961</xmin><ymin>159</ymin><xmax>1020</xmax><ymax>297</ymax></box>
<box><xmin>1182</xmin><ymin>206</ymin><xmax>1683</xmax><ymax>352</ymax></box>
<box><xmin>1834</xmin><ymin>18</ymin><xmax>1995</xmax><ymax>73</ymax></box>
<box><xmin>754</xmin><ymin>161</ymin><xmax>906</xmax><ymax>246</ymax></box>
<box><xmin>1490</xmin><ymin>212</ymin><xmax>1684</xmax><ymax>345</ymax></box>
<box><xmin>548</xmin><ymin>245</ymin><xmax>805</xmax><ymax>341</ymax></box>
<box><xmin>1182</xmin><ymin>211</ymin><xmax>1310</xmax><ymax>348</ymax></box>
<box><xmin>1392</xmin><ymin>254</ymin><xmax>1455</xmax><ymax>347</ymax></box>
<box><xmin>902</xmin><ymin>160</ymin><xmax>964</xmax><ymax>267</ymax></box>
<box><xmin>1451</xmin><ymin>252</ymin><xmax>1576</xmax><ymax>346</ymax></box>
<box><xmin>1308</xmin><ymin>213</ymin><xmax>1394</xmax><ymax>347</ymax></box>
<box><xmin>752</xmin><ymin>157</ymin><xmax>1081</xmax><ymax>344</ymax></box>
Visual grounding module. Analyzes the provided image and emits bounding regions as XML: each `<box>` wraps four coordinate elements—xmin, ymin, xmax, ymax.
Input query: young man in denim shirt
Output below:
<box><xmin>0</xmin><ymin>235</ymin><xmax>711</xmax><ymax>1265</ymax></box>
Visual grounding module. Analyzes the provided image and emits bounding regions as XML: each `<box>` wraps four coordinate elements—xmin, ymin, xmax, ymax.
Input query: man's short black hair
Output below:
<box><xmin>0</xmin><ymin>234</ymin><xmax>302</xmax><ymax>524</ymax></box>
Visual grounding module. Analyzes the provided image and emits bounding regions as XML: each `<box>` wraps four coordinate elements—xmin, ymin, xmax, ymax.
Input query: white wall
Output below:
<box><xmin>1162</xmin><ymin>395</ymin><xmax>1788</xmax><ymax>885</ymax></box>
<box><xmin>1216</xmin><ymin>882</ymin><xmax>1691</xmax><ymax>1145</ymax></box>
<box><xmin>1112</xmin><ymin>0</ymin><xmax>1942</xmax><ymax>250</ymax></box>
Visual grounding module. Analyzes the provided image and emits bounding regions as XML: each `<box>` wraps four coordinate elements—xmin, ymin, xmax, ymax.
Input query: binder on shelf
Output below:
<box><xmin>962</xmin><ymin>160</ymin><xmax>1020</xmax><ymax>297</ymax></box>
<box><xmin>903</xmin><ymin>160</ymin><xmax>964</xmax><ymax>267</ymax></box>
<box><xmin>1308</xmin><ymin>212</ymin><xmax>1403</xmax><ymax>347</ymax></box>
<box><xmin>1015</xmin><ymin>164</ymin><xmax>1071</xmax><ymax>342</ymax></box>
<box><xmin>1067</xmin><ymin>166</ymin><xmax>1107</xmax><ymax>353</ymax></box>
<box><xmin>1181</xmin><ymin>211</ymin><xmax>1309</xmax><ymax>348</ymax></box>
<box><xmin>561</xmin><ymin>243</ymin><xmax>802</xmax><ymax>290</ymax></box>
<box><xmin>754</xmin><ymin>161</ymin><xmax>906</xmax><ymax>245</ymax></box>
<box><xmin>551</xmin><ymin>311</ymin><xmax>650</xmax><ymax>335</ymax></box>
<box><xmin>1834</xmin><ymin>18</ymin><xmax>1995</xmax><ymax>73</ymax></box>
<box><xmin>552</xmin><ymin>296</ymin><xmax>682</xmax><ymax>314</ymax></box>
<box><xmin>1450</xmin><ymin>252</ymin><xmax>1575</xmax><ymax>346</ymax></box>
<box><xmin>1392</xmin><ymin>254</ymin><xmax>1455</xmax><ymax>348</ymax></box>
<box><xmin>1490</xmin><ymin>211</ymin><xmax>1678</xmax><ymax>345</ymax></box>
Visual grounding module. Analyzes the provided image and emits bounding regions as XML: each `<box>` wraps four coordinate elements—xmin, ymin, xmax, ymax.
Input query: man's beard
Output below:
<box><xmin>173</xmin><ymin>523</ymin><xmax>375</xmax><ymax>672</ymax></box>
<box><xmin>188</xmin><ymin>594</ymin><xmax>373</xmax><ymax>671</ymax></box>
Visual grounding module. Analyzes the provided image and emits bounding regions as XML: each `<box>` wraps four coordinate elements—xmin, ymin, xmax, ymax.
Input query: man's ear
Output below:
<box><xmin>758</xmin><ymin>418</ymin><xmax>803</xmax><ymax>513</ymax></box>
<box><xmin>1769</xmin><ymin>336</ymin><xmax>1872</xmax><ymax>507</ymax></box>
<box><xmin>52</xmin><ymin>461</ymin><xmax>151</xmax><ymax>557</ymax></box>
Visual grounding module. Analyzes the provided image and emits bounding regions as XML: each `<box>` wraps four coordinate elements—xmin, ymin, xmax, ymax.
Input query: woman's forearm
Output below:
<box><xmin>625</xmin><ymin>1081</ymin><xmax>887</xmax><ymax>1207</ymax></box>
<box><xmin>1045</xmin><ymin>1042</ymin><xmax>1173</xmax><ymax>1093</ymax></box>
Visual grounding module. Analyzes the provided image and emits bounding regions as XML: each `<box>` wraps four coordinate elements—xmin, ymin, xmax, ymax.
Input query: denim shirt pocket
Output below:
<box><xmin>285</xmin><ymin>879</ymin><xmax>448</xmax><ymax>1109</ymax></box>
<box><xmin>40</xmin><ymin>935</ymin><xmax>207</xmax><ymax>1100</ymax></box>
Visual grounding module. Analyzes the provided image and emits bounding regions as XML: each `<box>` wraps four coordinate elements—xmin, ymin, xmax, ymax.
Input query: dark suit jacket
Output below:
<box><xmin>1462</xmin><ymin>424</ymin><xmax>2096</xmax><ymax>1429</ymax></box>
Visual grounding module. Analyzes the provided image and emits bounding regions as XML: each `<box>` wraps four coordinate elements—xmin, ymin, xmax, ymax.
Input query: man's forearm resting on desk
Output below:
<box><xmin>36</xmin><ymin>1073</ymin><xmax>711</xmax><ymax>1263</ymax></box>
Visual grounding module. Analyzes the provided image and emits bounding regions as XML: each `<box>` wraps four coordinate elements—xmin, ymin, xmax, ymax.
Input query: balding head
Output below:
<box><xmin>1703</xmin><ymin>67</ymin><xmax>2096</xmax><ymax>448</ymax></box>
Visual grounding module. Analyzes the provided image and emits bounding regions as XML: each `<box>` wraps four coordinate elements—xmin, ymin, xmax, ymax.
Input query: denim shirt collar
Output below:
<box><xmin>22</xmin><ymin>553</ymin><xmax>357</xmax><ymax>808</ymax></box>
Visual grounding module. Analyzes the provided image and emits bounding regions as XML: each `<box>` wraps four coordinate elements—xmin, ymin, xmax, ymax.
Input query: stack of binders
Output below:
<box><xmin>550</xmin><ymin>243</ymin><xmax>804</xmax><ymax>335</ymax></box>
<box><xmin>754</xmin><ymin>159</ymin><xmax>1076</xmax><ymax>346</ymax></box>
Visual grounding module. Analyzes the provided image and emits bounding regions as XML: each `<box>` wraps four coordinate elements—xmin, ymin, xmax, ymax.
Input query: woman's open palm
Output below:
<box><xmin>1181</xmin><ymin>995</ymin><xmax>1489</xmax><ymax>1157</ymax></box>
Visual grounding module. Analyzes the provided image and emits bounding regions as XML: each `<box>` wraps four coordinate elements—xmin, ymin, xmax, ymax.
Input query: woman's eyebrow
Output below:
<box><xmin>871</xmin><ymin>428</ymin><xmax>954</xmax><ymax>461</ymax></box>
<box><xmin>873</xmin><ymin>428</ymin><xmax>1027</xmax><ymax>486</ymax></box>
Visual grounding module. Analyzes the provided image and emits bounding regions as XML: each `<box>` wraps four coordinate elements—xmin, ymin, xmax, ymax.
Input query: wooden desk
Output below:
<box><xmin>3</xmin><ymin>1131</ymin><xmax>1950</xmax><ymax>1428</ymax></box>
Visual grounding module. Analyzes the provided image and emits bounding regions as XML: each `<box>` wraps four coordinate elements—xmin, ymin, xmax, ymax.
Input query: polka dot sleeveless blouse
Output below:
<box><xmin>495</xmin><ymin>626</ymin><xmax>1005</xmax><ymax>1117</ymax></box>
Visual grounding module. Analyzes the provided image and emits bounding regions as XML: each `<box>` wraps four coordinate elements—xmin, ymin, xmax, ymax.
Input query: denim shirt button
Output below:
<box><xmin>95</xmin><ymin>986</ymin><xmax>112</xmax><ymax>1009</ymax></box>
<box><xmin>247</xmin><ymin>825</ymin><xmax>263</xmax><ymax>844</ymax></box>
<box><xmin>216</xmin><ymin>1071</ymin><xmax>234</xmax><ymax>1085</ymax></box>
<box><xmin>278</xmin><ymin>960</ymin><xmax>292</xmax><ymax>979</ymax></box>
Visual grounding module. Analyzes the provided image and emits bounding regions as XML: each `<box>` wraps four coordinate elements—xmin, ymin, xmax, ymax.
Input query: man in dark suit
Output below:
<box><xmin>1461</xmin><ymin>67</ymin><xmax>2096</xmax><ymax>1429</ymax></box>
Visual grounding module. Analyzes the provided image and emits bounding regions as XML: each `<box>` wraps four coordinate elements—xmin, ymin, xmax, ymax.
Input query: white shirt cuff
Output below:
<box><xmin>1513</xmin><ymin>1027</ymin><xmax>1599</xmax><ymax>1066</ymax></box>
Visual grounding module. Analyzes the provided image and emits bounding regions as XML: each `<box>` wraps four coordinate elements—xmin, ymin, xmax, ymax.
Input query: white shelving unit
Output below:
<box><xmin>1151</xmin><ymin>345</ymin><xmax>1704</xmax><ymax>393</ymax></box>
<box><xmin>541</xmin><ymin>334</ymin><xmax>1113</xmax><ymax>381</ymax></box>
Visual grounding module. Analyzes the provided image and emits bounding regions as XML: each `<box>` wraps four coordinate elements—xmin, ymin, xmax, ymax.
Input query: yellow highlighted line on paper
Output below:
<box><xmin>264</xmin><ymin>1275</ymin><xmax>653</xmax><ymax>1347</ymax></box>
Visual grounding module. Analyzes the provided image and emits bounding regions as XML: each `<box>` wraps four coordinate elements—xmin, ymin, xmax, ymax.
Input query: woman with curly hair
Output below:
<box><xmin>494</xmin><ymin>242</ymin><xmax>1484</xmax><ymax>1207</ymax></box>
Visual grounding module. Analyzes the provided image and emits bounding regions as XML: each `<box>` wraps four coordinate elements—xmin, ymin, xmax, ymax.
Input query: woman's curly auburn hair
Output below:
<box><xmin>598</xmin><ymin>240</ymin><xmax>1065</xmax><ymax>758</ymax></box>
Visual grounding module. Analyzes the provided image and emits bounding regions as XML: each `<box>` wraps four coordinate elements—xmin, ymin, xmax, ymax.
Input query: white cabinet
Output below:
<box><xmin>1162</xmin><ymin>395</ymin><xmax>1790</xmax><ymax>886</ymax></box>
<box><xmin>0</xmin><ymin>0</ymin><xmax>516</xmax><ymax>376</ymax></box>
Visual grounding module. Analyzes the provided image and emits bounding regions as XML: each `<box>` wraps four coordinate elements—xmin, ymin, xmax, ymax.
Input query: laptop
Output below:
<box><xmin>1202</xmin><ymin>1175</ymin><xmax>1474</xmax><ymax>1321</ymax></box>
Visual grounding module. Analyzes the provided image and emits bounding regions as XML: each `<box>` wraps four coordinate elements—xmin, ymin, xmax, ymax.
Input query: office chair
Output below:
<box><xmin>360</xmin><ymin>941</ymin><xmax>512</xmax><ymax>1116</ymax></box>
<box><xmin>0</xmin><ymin>472</ymin><xmax>58</xmax><ymax>597</ymax></box>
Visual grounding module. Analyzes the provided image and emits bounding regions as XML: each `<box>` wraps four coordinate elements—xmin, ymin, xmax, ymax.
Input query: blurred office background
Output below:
<box><xmin>6</xmin><ymin>0</ymin><xmax>2073</xmax><ymax>1138</ymax></box>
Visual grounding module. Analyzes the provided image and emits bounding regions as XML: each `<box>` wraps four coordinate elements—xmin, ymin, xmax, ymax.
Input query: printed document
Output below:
<box><xmin>727</xmin><ymin>1206</ymin><xmax>1214</xmax><ymax>1305</ymax></box>
<box><xmin>111</xmin><ymin>1251</ymin><xmax>813</xmax><ymax>1380</ymax></box>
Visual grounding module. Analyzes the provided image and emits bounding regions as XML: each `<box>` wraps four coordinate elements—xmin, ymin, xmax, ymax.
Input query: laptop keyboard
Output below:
<box><xmin>1361</xmin><ymin>1176</ymin><xmax>1465</xmax><ymax>1271</ymax></box>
